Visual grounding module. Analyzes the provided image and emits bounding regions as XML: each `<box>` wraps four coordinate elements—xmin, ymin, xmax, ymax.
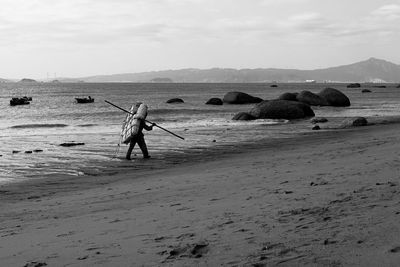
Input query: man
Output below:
<box><xmin>125</xmin><ymin>105</ymin><xmax>155</xmax><ymax>160</ymax></box>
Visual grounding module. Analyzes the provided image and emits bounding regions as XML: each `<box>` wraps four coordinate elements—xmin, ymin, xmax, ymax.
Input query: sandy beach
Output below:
<box><xmin>1</xmin><ymin>122</ymin><xmax>400</xmax><ymax>266</ymax></box>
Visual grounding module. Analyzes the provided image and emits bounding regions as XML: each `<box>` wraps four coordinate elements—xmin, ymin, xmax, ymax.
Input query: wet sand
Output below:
<box><xmin>1</xmin><ymin>123</ymin><xmax>400</xmax><ymax>266</ymax></box>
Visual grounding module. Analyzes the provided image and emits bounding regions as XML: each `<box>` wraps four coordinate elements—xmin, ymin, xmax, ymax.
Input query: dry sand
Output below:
<box><xmin>1</xmin><ymin>123</ymin><xmax>400</xmax><ymax>266</ymax></box>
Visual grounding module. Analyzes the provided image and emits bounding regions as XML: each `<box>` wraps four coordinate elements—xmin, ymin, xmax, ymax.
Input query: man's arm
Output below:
<box><xmin>143</xmin><ymin>121</ymin><xmax>155</xmax><ymax>131</ymax></box>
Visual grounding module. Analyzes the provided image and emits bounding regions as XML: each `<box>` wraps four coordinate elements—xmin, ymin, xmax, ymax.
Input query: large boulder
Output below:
<box><xmin>223</xmin><ymin>91</ymin><xmax>263</xmax><ymax>104</ymax></box>
<box><xmin>296</xmin><ymin>90</ymin><xmax>328</xmax><ymax>106</ymax></box>
<box><xmin>249</xmin><ymin>100</ymin><xmax>315</xmax><ymax>120</ymax></box>
<box><xmin>205</xmin><ymin>98</ymin><xmax>223</xmax><ymax>105</ymax></box>
<box><xmin>232</xmin><ymin>112</ymin><xmax>256</xmax><ymax>121</ymax></box>
<box><xmin>278</xmin><ymin>92</ymin><xmax>298</xmax><ymax>101</ymax></box>
<box><xmin>318</xmin><ymin>88</ymin><xmax>350</xmax><ymax>107</ymax></box>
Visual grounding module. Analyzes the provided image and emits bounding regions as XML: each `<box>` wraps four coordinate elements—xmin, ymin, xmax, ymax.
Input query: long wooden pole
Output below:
<box><xmin>105</xmin><ymin>100</ymin><xmax>185</xmax><ymax>140</ymax></box>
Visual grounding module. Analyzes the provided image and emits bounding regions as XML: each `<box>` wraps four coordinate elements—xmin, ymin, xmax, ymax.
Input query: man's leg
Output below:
<box><xmin>137</xmin><ymin>135</ymin><xmax>150</xmax><ymax>158</ymax></box>
<box><xmin>126</xmin><ymin>137</ymin><xmax>137</xmax><ymax>160</ymax></box>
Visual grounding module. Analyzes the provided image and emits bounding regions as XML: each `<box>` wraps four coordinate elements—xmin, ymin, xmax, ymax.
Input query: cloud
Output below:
<box><xmin>271</xmin><ymin>3</ymin><xmax>400</xmax><ymax>45</ymax></box>
<box><xmin>372</xmin><ymin>4</ymin><xmax>400</xmax><ymax>18</ymax></box>
<box><xmin>1</xmin><ymin>0</ymin><xmax>400</xmax><ymax>78</ymax></box>
<box><xmin>284</xmin><ymin>13</ymin><xmax>333</xmax><ymax>32</ymax></box>
<box><xmin>0</xmin><ymin>0</ymin><xmax>174</xmax><ymax>46</ymax></box>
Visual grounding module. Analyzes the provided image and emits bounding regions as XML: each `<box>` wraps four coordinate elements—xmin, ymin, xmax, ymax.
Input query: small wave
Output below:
<box><xmin>10</xmin><ymin>123</ymin><xmax>68</xmax><ymax>129</ymax></box>
<box><xmin>157</xmin><ymin>118</ymin><xmax>288</xmax><ymax>129</ymax></box>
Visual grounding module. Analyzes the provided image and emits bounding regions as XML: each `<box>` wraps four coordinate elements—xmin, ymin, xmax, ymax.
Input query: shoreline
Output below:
<box><xmin>0</xmin><ymin>120</ymin><xmax>377</xmax><ymax>201</ymax></box>
<box><xmin>2</xmin><ymin>122</ymin><xmax>400</xmax><ymax>265</ymax></box>
<box><xmin>2</xmin><ymin>114</ymin><xmax>400</xmax><ymax>189</ymax></box>
<box><xmin>1</xmin><ymin>117</ymin><xmax>400</xmax><ymax>199</ymax></box>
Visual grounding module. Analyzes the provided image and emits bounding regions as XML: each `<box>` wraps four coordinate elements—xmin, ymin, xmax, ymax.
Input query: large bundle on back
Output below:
<box><xmin>121</xmin><ymin>103</ymin><xmax>148</xmax><ymax>144</ymax></box>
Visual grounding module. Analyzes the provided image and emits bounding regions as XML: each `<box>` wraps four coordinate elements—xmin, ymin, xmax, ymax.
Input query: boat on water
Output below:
<box><xmin>75</xmin><ymin>96</ymin><xmax>94</xmax><ymax>103</ymax></box>
<box><xmin>10</xmin><ymin>96</ymin><xmax>32</xmax><ymax>106</ymax></box>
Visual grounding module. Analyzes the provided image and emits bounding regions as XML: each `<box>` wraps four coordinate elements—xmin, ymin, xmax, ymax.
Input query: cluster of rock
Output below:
<box><xmin>12</xmin><ymin>149</ymin><xmax>43</xmax><ymax>154</ymax></box>
<box><xmin>166</xmin><ymin>91</ymin><xmax>262</xmax><ymax>106</ymax></box>
<box><xmin>311</xmin><ymin>116</ymin><xmax>368</xmax><ymax>131</ymax></box>
<box><xmin>232</xmin><ymin>88</ymin><xmax>350</xmax><ymax>121</ymax></box>
<box><xmin>166</xmin><ymin>87</ymin><xmax>353</xmax><ymax>122</ymax></box>
<box><xmin>278</xmin><ymin>88</ymin><xmax>351</xmax><ymax>107</ymax></box>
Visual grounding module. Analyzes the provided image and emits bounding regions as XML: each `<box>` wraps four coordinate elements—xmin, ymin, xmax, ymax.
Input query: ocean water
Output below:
<box><xmin>1</xmin><ymin>82</ymin><xmax>399</xmax><ymax>184</ymax></box>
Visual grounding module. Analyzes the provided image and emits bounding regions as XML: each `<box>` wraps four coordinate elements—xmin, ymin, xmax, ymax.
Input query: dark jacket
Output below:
<box><xmin>137</xmin><ymin>119</ymin><xmax>153</xmax><ymax>135</ymax></box>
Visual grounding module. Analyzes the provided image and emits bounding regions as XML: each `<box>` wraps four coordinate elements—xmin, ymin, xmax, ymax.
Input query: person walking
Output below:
<box><xmin>124</xmin><ymin>103</ymin><xmax>154</xmax><ymax>160</ymax></box>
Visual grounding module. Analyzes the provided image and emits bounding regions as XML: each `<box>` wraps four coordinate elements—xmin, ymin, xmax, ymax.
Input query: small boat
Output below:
<box><xmin>10</xmin><ymin>96</ymin><xmax>32</xmax><ymax>106</ymax></box>
<box><xmin>75</xmin><ymin>96</ymin><xmax>94</xmax><ymax>103</ymax></box>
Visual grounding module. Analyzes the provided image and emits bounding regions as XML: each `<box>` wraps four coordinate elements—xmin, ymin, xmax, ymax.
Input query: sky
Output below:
<box><xmin>1</xmin><ymin>0</ymin><xmax>400</xmax><ymax>79</ymax></box>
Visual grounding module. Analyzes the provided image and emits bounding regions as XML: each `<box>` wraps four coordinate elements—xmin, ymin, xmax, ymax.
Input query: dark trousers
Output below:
<box><xmin>126</xmin><ymin>133</ymin><xmax>149</xmax><ymax>159</ymax></box>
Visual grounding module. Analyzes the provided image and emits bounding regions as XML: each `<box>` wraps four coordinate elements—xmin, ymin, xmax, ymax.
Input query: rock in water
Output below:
<box><xmin>352</xmin><ymin>117</ymin><xmax>368</xmax><ymax>126</ymax></box>
<box><xmin>347</xmin><ymin>83</ymin><xmax>361</xmax><ymax>88</ymax></box>
<box><xmin>232</xmin><ymin>112</ymin><xmax>256</xmax><ymax>121</ymax></box>
<box><xmin>318</xmin><ymin>88</ymin><xmax>351</xmax><ymax>107</ymax></box>
<box><xmin>312</xmin><ymin>125</ymin><xmax>321</xmax><ymax>130</ymax></box>
<box><xmin>23</xmin><ymin>262</ymin><xmax>47</xmax><ymax>267</ymax></box>
<box><xmin>223</xmin><ymin>91</ymin><xmax>263</xmax><ymax>104</ymax></box>
<box><xmin>296</xmin><ymin>90</ymin><xmax>328</xmax><ymax>106</ymax></box>
<box><xmin>59</xmin><ymin>142</ymin><xmax>85</xmax><ymax>147</ymax></box>
<box><xmin>205</xmin><ymin>98</ymin><xmax>223</xmax><ymax>105</ymax></box>
<box><xmin>166</xmin><ymin>98</ymin><xmax>184</xmax><ymax>104</ymax></box>
<box><xmin>249</xmin><ymin>100</ymin><xmax>315</xmax><ymax>120</ymax></box>
<box><xmin>361</xmin><ymin>89</ymin><xmax>372</xmax><ymax>93</ymax></box>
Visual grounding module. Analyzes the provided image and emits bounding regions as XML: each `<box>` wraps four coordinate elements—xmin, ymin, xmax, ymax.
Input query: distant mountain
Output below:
<box><xmin>309</xmin><ymin>58</ymin><xmax>400</xmax><ymax>83</ymax></box>
<box><xmin>57</xmin><ymin>58</ymin><xmax>400</xmax><ymax>83</ymax></box>
<box><xmin>0</xmin><ymin>78</ymin><xmax>11</xmax><ymax>83</ymax></box>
